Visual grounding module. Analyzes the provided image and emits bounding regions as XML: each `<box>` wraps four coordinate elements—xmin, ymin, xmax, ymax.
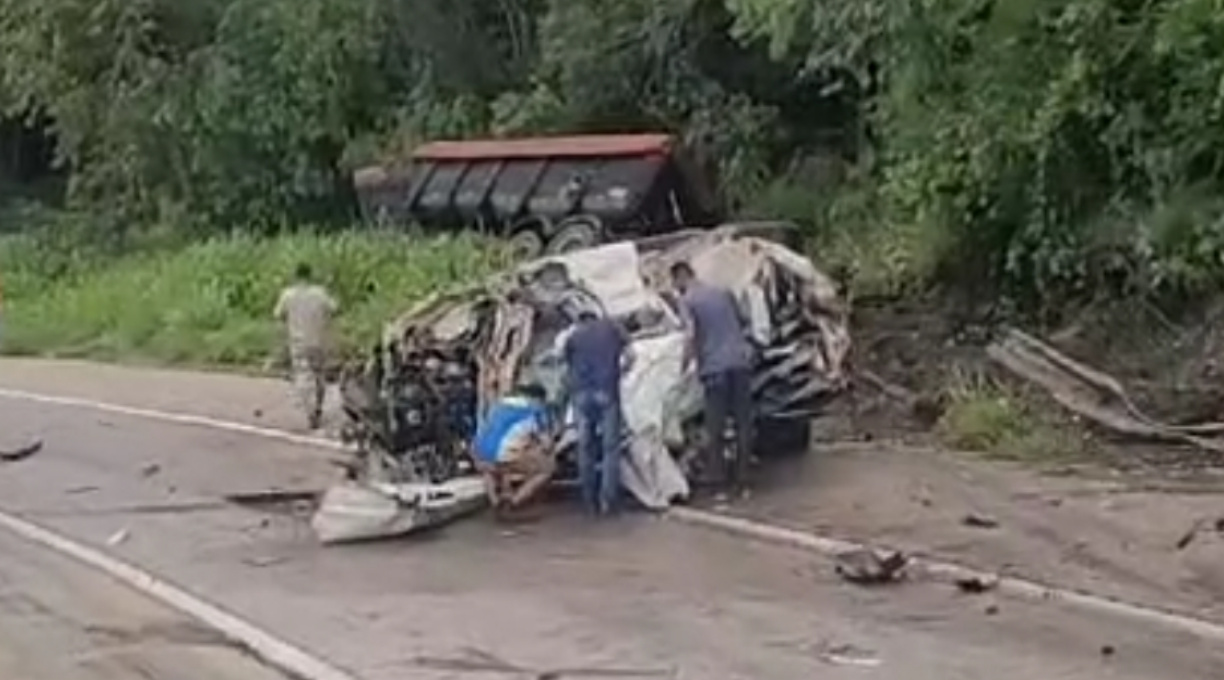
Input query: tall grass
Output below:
<box><xmin>0</xmin><ymin>228</ymin><xmax>506</xmax><ymax>367</ymax></box>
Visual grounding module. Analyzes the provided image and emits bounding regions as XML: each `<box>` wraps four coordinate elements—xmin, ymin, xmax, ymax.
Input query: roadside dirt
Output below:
<box><xmin>733</xmin><ymin>440</ymin><xmax>1224</xmax><ymax>624</ymax></box>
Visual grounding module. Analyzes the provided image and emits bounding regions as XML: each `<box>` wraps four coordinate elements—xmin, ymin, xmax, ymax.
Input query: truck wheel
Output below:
<box><xmin>546</xmin><ymin>217</ymin><xmax>602</xmax><ymax>254</ymax></box>
<box><xmin>507</xmin><ymin>227</ymin><xmax>546</xmax><ymax>259</ymax></box>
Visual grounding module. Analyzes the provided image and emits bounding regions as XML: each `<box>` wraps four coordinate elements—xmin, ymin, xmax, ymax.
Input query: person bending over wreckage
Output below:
<box><xmin>472</xmin><ymin>383</ymin><xmax>558</xmax><ymax>519</ymax></box>
<box><xmin>563</xmin><ymin>310</ymin><xmax>635</xmax><ymax>518</ymax></box>
<box><xmin>671</xmin><ymin>261</ymin><xmax>757</xmax><ymax>499</ymax></box>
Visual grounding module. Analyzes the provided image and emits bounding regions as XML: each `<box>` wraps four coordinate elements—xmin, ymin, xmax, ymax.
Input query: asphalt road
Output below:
<box><xmin>0</xmin><ymin>392</ymin><xmax>1222</xmax><ymax>679</ymax></box>
<box><xmin>0</xmin><ymin>525</ymin><xmax>288</xmax><ymax>680</ymax></box>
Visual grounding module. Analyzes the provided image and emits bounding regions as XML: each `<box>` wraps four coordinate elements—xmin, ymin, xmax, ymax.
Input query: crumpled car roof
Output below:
<box><xmin>386</xmin><ymin>224</ymin><xmax>851</xmax><ymax>414</ymax></box>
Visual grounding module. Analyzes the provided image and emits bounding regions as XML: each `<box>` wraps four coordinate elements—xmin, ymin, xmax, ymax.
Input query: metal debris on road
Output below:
<box><xmin>106</xmin><ymin>528</ymin><xmax>130</xmax><ymax>546</ymax></box>
<box><xmin>0</xmin><ymin>438</ymin><xmax>43</xmax><ymax>462</ymax></box>
<box><xmin>1175</xmin><ymin>516</ymin><xmax>1224</xmax><ymax>550</ymax></box>
<box><xmin>962</xmin><ymin>513</ymin><xmax>1000</xmax><ymax>529</ymax></box>
<box><xmin>834</xmin><ymin>548</ymin><xmax>909</xmax><ymax>585</ymax></box>
<box><xmin>955</xmin><ymin>575</ymin><xmax>1000</xmax><ymax>594</ymax></box>
<box><xmin>241</xmin><ymin>555</ymin><xmax>289</xmax><ymax>569</ymax></box>
<box><xmin>817</xmin><ymin>642</ymin><xmax>882</xmax><ymax>668</ymax></box>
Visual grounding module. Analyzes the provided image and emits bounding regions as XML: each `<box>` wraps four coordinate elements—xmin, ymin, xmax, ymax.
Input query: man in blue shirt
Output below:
<box><xmin>671</xmin><ymin>261</ymin><xmax>755</xmax><ymax>496</ymax></box>
<box><xmin>563</xmin><ymin>310</ymin><xmax>634</xmax><ymax>516</ymax></box>
<box><xmin>472</xmin><ymin>383</ymin><xmax>556</xmax><ymax>513</ymax></box>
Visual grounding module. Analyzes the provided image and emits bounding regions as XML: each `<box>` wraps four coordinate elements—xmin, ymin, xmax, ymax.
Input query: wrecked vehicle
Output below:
<box><xmin>352</xmin><ymin>133</ymin><xmax>723</xmax><ymax>257</ymax></box>
<box><xmin>315</xmin><ymin>223</ymin><xmax>850</xmax><ymax>542</ymax></box>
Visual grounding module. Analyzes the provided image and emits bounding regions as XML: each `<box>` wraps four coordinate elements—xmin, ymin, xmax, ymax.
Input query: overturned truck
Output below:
<box><xmin>352</xmin><ymin>133</ymin><xmax>723</xmax><ymax>257</ymax></box>
<box><xmin>319</xmin><ymin>224</ymin><xmax>850</xmax><ymax>541</ymax></box>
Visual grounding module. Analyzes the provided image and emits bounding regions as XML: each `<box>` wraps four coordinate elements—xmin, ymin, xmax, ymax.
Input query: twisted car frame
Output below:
<box><xmin>333</xmin><ymin>222</ymin><xmax>850</xmax><ymax>513</ymax></box>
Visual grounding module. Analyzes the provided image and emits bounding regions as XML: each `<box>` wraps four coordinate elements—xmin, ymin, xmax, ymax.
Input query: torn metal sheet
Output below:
<box><xmin>311</xmin><ymin>477</ymin><xmax>487</xmax><ymax>545</ymax></box>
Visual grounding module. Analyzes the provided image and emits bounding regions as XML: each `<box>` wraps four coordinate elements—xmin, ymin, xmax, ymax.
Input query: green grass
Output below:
<box><xmin>0</xmin><ymin>229</ymin><xmax>508</xmax><ymax>367</ymax></box>
<box><xmin>935</xmin><ymin>368</ymin><xmax>1089</xmax><ymax>463</ymax></box>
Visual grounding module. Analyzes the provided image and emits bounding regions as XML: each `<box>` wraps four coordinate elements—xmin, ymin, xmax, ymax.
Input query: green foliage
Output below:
<box><xmin>936</xmin><ymin>369</ymin><xmax>1087</xmax><ymax>462</ymax></box>
<box><xmin>0</xmin><ymin>230</ymin><xmax>506</xmax><ymax>366</ymax></box>
<box><xmin>5</xmin><ymin>0</ymin><xmax>1224</xmax><ymax>327</ymax></box>
<box><xmin>727</xmin><ymin>0</ymin><xmax>1224</xmax><ymax>312</ymax></box>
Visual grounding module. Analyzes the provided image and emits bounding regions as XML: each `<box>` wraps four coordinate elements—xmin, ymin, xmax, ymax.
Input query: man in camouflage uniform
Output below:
<box><xmin>274</xmin><ymin>263</ymin><xmax>338</xmax><ymax>430</ymax></box>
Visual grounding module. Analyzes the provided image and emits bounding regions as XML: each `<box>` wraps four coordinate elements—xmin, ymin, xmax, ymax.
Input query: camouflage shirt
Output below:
<box><xmin>274</xmin><ymin>283</ymin><xmax>338</xmax><ymax>351</ymax></box>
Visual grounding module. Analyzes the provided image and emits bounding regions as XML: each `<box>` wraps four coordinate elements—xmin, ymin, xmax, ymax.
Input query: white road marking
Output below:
<box><xmin>0</xmin><ymin>387</ymin><xmax>343</xmax><ymax>451</ymax></box>
<box><xmin>0</xmin><ymin>507</ymin><xmax>360</xmax><ymax>680</ymax></box>
<box><xmin>3</xmin><ymin>385</ymin><xmax>1224</xmax><ymax>645</ymax></box>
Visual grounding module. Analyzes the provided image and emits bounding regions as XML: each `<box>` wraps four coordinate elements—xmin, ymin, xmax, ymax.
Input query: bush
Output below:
<box><xmin>0</xmin><ymin>229</ymin><xmax>507</xmax><ymax>367</ymax></box>
<box><xmin>936</xmin><ymin>368</ymin><xmax>1087</xmax><ymax>462</ymax></box>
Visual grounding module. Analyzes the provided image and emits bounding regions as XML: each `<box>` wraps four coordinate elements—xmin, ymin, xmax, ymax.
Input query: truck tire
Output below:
<box><xmin>546</xmin><ymin>216</ymin><xmax>602</xmax><ymax>254</ymax></box>
<box><xmin>507</xmin><ymin>226</ymin><xmax>546</xmax><ymax>259</ymax></box>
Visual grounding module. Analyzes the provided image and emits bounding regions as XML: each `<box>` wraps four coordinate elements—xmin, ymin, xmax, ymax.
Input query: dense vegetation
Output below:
<box><xmin>0</xmin><ymin>228</ymin><xmax>506</xmax><ymax>364</ymax></box>
<box><xmin>4</xmin><ymin>0</ymin><xmax>1224</xmax><ymax>365</ymax></box>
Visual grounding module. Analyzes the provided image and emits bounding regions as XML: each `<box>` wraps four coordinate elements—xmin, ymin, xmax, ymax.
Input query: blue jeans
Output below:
<box><xmin>573</xmin><ymin>389</ymin><xmax>623</xmax><ymax>515</ymax></box>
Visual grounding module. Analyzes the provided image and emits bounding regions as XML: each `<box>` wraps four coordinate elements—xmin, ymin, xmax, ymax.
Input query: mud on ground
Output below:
<box><xmin>836</xmin><ymin>294</ymin><xmax>1224</xmax><ymax>478</ymax></box>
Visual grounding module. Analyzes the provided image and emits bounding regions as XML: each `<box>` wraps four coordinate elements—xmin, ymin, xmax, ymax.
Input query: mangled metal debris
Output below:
<box><xmin>314</xmin><ymin>223</ymin><xmax>852</xmax><ymax>542</ymax></box>
<box><xmin>311</xmin><ymin>478</ymin><xmax>487</xmax><ymax>545</ymax></box>
<box><xmin>834</xmin><ymin>548</ymin><xmax>910</xmax><ymax>585</ymax></box>
<box><xmin>0</xmin><ymin>438</ymin><xmax>42</xmax><ymax>463</ymax></box>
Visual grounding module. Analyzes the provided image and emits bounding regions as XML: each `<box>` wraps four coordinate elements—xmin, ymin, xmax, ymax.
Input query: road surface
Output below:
<box><xmin>0</xmin><ymin>373</ymin><xmax>1222</xmax><ymax>678</ymax></box>
<box><xmin>0</xmin><ymin>525</ymin><xmax>288</xmax><ymax>680</ymax></box>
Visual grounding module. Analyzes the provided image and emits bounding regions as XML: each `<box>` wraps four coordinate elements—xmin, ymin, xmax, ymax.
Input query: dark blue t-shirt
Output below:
<box><xmin>681</xmin><ymin>283</ymin><xmax>752</xmax><ymax>376</ymax></box>
<box><xmin>563</xmin><ymin>318</ymin><xmax>628</xmax><ymax>396</ymax></box>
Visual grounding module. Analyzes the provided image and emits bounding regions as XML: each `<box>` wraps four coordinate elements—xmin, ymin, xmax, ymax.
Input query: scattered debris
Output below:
<box><xmin>0</xmin><ymin>438</ymin><xmax>43</xmax><ymax>463</ymax></box>
<box><xmin>817</xmin><ymin>643</ymin><xmax>882</xmax><ymax>668</ymax></box>
<box><xmin>224</xmin><ymin>489</ymin><xmax>321</xmax><ymax>512</ymax></box>
<box><xmin>858</xmin><ymin>369</ymin><xmax>916</xmax><ymax>405</ymax></box>
<box><xmin>311</xmin><ymin>479</ymin><xmax>487</xmax><ymax>544</ymax></box>
<box><xmin>989</xmin><ymin>329</ymin><xmax>1224</xmax><ymax>453</ymax></box>
<box><xmin>241</xmin><ymin>555</ymin><xmax>289</xmax><ymax>569</ymax></box>
<box><xmin>65</xmin><ymin>485</ymin><xmax>99</xmax><ymax>495</ymax></box>
<box><xmin>1176</xmin><ymin>520</ymin><xmax>1206</xmax><ymax>550</ymax></box>
<box><xmin>106</xmin><ymin>528</ymin><xmax>130</xmax><ymax>546</ymax></box>
<box><xmin>985</xmin><ymin>604</ymin><xmax>1000</xmax><ymax>616</ymax></box>
<box><xmin>834</xmin><ymin>548</ymin><xmax>909</xmax><ymax>585</ymax></box>
<box><xmin>962</xmin><ymin>513</ymin><xmax>999</xmax><ymax>529</ymax></box>
<box><xmin>955</xmin><ymin>575</ymin><xmax>1000</xmax><ymax>594</ymax></box>
<box><xmin>1175</xmin><ymin>517</ymin><xmax>1224</xmax><ymax>550</ymax></box>
<box><xmin>1101</xmin><ymin>644</ymin><xmax>1116</xmax><ymax>657</ymax></box>
<box><xmin>140</xmin><ymin>463</ymin><xmax>162</xmax><ymax>478</ymax></box>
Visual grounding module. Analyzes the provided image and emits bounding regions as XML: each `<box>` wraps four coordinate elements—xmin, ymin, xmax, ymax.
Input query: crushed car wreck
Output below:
<box><xmin>312</xmin><ymin>223</ymin><xmax>851</xmax><ymax>543</ymax></box>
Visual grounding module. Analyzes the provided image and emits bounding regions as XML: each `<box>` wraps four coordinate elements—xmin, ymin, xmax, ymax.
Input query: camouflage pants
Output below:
<box><xmin>288</xmin><ymin>345</ymin><xmax>326</xmax><ymax>428</ymax></box>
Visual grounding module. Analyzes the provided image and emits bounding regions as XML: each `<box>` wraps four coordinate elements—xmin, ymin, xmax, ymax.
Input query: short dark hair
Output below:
<box><xmin>294</xmin><ymin>262</ymin><xmax>313</xmax><ymax>280</ymax></box>
<box><xmin>670</xmin><ymin>261</ymin><xmax>694</xmax><ymax>279</ymax></box>
<box><xmin>514</xmin><ymin>382</ymin><xmax>548</xmax><ymax>401</ymax></box>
